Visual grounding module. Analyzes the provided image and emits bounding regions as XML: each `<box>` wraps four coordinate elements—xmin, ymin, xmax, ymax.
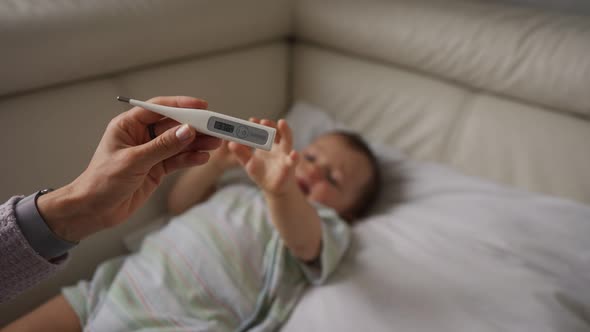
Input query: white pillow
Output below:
<box><xmin>282</xmin><ymin>102</ymin><xmax>590</xmax><ymax>332</ymax></box>
<box><xmin>286</xmin><ymin>102</ymin><xmax>406</xmax><ymax>215</ymax></box>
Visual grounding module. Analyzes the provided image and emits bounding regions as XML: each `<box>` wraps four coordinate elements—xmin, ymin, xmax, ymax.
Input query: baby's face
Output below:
<box><xmin>295</xmin><ymin>134</ymin><xmax>372</xmax><ymax>218</ymax></box>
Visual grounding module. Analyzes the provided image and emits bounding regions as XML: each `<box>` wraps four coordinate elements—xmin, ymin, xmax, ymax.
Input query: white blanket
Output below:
<box><xmin>126</xmin><ymin>102</ymin><xmax>590</xmax><ymax>331</ymax></box>
<box><xmin>281</xmin><ymin>103</ymin><xmax>590</xmax><ymax>332</ymax></box>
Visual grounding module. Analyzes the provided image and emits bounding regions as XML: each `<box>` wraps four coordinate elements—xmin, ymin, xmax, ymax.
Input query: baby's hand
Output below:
<box><xmin>210</xmin><ymin>139</ymin><xmax>239</xmax><ymax>170</ymax></box>
<box><xmin>229</xmin><ymin>118</ymin><xmax>299</xmax><ymax>196</ymax></box>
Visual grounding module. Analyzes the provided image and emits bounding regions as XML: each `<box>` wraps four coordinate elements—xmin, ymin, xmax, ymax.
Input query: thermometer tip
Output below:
<box><xmin>116</xmin><ymin>96</ymin><xmax>131</xmax><ymax>103</ymax></box>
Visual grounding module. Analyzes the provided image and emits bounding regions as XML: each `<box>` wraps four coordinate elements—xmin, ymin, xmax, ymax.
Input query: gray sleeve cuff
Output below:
<box><xmin>15</xmin><ymin>191</ymin><xmax>78</xmax><ymax>259</ymax></box>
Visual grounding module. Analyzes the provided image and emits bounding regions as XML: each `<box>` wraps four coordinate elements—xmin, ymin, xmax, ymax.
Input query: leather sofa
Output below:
<box><xmin>1</xmin><ymin>0</ymin><xmax>588</xmax><ymax>325</ymax></box>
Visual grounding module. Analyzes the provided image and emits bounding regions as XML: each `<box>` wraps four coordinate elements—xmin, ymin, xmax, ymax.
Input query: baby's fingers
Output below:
<box><xmin>228</xmin><ymin>142</ymin><xmax>253</xmax><ymax>166</ymax></box>
<box><xmin>278</xmin><ymin>119</ymin><xmax>294</xmax><ymax>151</ymax></box>
<box><xmin>286</xmin><ymin>150</ymin><xmax>299</xmax><ymax>168</ymax></box>
<box><xmin>252</xmin><ymin>117</ymin><xmax>281</xmax><ymax>143</ymax></box>
<box><xmin>260</xmin><ymin>119</ymin><xmax>281</xmax><ymax>144</ymax></box>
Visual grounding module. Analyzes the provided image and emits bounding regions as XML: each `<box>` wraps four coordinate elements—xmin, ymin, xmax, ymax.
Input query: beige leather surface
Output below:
<box><xmin>294</xmin><ymin>45</ymin><xmax>471</xmax><ymax>163</ymax></box>
<box><xmin>296</xmin><ymin>0</ymin><xmax>590</xmax><ymax>118</ymax></box>
<box><xmin>2</xmin><ymin>0</ymin><xmax>590</xmax><ymax>325</ymax></box>
<box><xmin>293</xmin><ymin>44</ymin><xmax>590</xmax><ymax>205</ymax></box>
<box><xmin>449</xmin><ymin>94</ymin><xmax>590</xmax><ymax>203</ymax></box>
<box><xmin>0</xmin><ymin>42</ymin><xmax>288</xmax><ymax>325</ymax></box>
<box><xmin>0</xmin><ymin>0</ymin><xmax>291</xmax><ymax>97</ymax></box>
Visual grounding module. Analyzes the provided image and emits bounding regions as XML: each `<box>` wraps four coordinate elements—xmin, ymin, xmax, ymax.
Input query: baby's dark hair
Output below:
<box><xmin>328</xmin><ymin>131</ymin><xmax>382</xmax><ymax>222</ymax></box>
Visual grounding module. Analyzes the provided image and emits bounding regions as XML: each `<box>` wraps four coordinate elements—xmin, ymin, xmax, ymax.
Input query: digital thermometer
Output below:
<box><xmin>117</xmin><ymin>96</ymin><xmax>275</xmax><ymax>151</ymax></box>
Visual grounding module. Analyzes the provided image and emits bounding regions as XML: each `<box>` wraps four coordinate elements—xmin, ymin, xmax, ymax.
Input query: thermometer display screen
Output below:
<box><xmin>214</xmin><ymin>121</ymin><xmax>234</xmax><ymax>133</ymax></box>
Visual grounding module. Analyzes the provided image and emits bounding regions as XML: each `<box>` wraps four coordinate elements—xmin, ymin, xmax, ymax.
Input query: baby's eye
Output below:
<box><xmin>326</xmin><ymin>172</ymin><xmax>338</xmax><ymax>187</ymax></box>
<box><xmin>304</xmin><ymin>153</ymin><xmax>316</xmax><ymax>162</ymax></box>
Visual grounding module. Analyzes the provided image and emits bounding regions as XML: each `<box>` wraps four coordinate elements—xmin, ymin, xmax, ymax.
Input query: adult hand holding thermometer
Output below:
<box><xmin>117</xmin><ymin>96</ymin><xmax>276</xmax><ymax>151</ymax></box>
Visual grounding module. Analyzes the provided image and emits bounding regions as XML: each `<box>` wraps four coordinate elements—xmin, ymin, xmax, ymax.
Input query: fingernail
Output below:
<box><xmin>176</xmin><ymin>124</ymin><xmax>193</xmax><ymax>142</ymax></box>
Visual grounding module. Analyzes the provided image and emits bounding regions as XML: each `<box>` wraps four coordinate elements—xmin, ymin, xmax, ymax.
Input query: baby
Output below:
<box><xmin>5</xmin><ymin>118</ymin><xmax>381</xmax><ymax>332</ymax></box>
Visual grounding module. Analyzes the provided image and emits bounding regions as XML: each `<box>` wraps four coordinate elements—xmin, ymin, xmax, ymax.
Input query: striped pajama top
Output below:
<box><xmin>63</xmin><ymin>183</ymin><xmax>350</xmax><ymax>331</ymax></box>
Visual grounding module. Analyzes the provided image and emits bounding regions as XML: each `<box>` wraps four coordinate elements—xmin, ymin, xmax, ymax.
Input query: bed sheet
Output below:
<box><xmin>281</xmin><ymin>102</ymin><xmax>590</xmax><ymax>332</ymax></box>
<box><xmin>125</xmin><ymin>102</ymin><xmax>590</xmax><ymax>331</ymax></box>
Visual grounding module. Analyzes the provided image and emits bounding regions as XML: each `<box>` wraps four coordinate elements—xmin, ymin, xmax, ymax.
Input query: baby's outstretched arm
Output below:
<box><xmin>167</xmin><ymin>138</ymin><xmax>239</xmax><ymax>215</ymax></box>
<box><xmin>229</xmin><ymin>119</ymin><xmax>322</xmax><ymax>261</ymax></box>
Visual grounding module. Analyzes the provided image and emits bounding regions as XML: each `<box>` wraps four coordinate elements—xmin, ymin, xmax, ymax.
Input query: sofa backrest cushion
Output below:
<box><xmin>0</xmin><ymin>0</ymin><xmax>292</xmax><ymax>97</ymax></box>
<box><xmin>296</xmin><ymin>0</ymin><xmax>590</xmax><ymax>118</ymax></box>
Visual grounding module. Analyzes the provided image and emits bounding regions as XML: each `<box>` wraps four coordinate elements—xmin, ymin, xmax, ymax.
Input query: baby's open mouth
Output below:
<box><xmin>296</xmin><ymin>177</ymin><xmax>310</xmax><ymax>195</ymax></box>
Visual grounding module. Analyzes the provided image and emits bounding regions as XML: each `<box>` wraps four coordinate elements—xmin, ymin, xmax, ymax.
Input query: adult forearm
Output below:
<box><xmin>265</xmin><ymin>183</ymin><xmax>322</xmax><ymax>262</ymax></box>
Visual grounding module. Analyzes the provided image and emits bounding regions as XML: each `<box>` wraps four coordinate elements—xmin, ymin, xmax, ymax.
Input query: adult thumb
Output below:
<box><xmin>135</xmin><ymin>124</ymin><xmax>195</xmax><ymax>167</ymax></box>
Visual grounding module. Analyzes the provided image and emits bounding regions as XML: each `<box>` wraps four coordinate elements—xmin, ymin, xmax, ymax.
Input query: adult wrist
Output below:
<box><xmin>36</xmin><ymin>183</ymin><xmax>93</xmax><ymax>242</ymax></box>
<box><xmin>14</xmin><ymin>189</ymin><xmax>79</xmax><ymax>259</ymax></box>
